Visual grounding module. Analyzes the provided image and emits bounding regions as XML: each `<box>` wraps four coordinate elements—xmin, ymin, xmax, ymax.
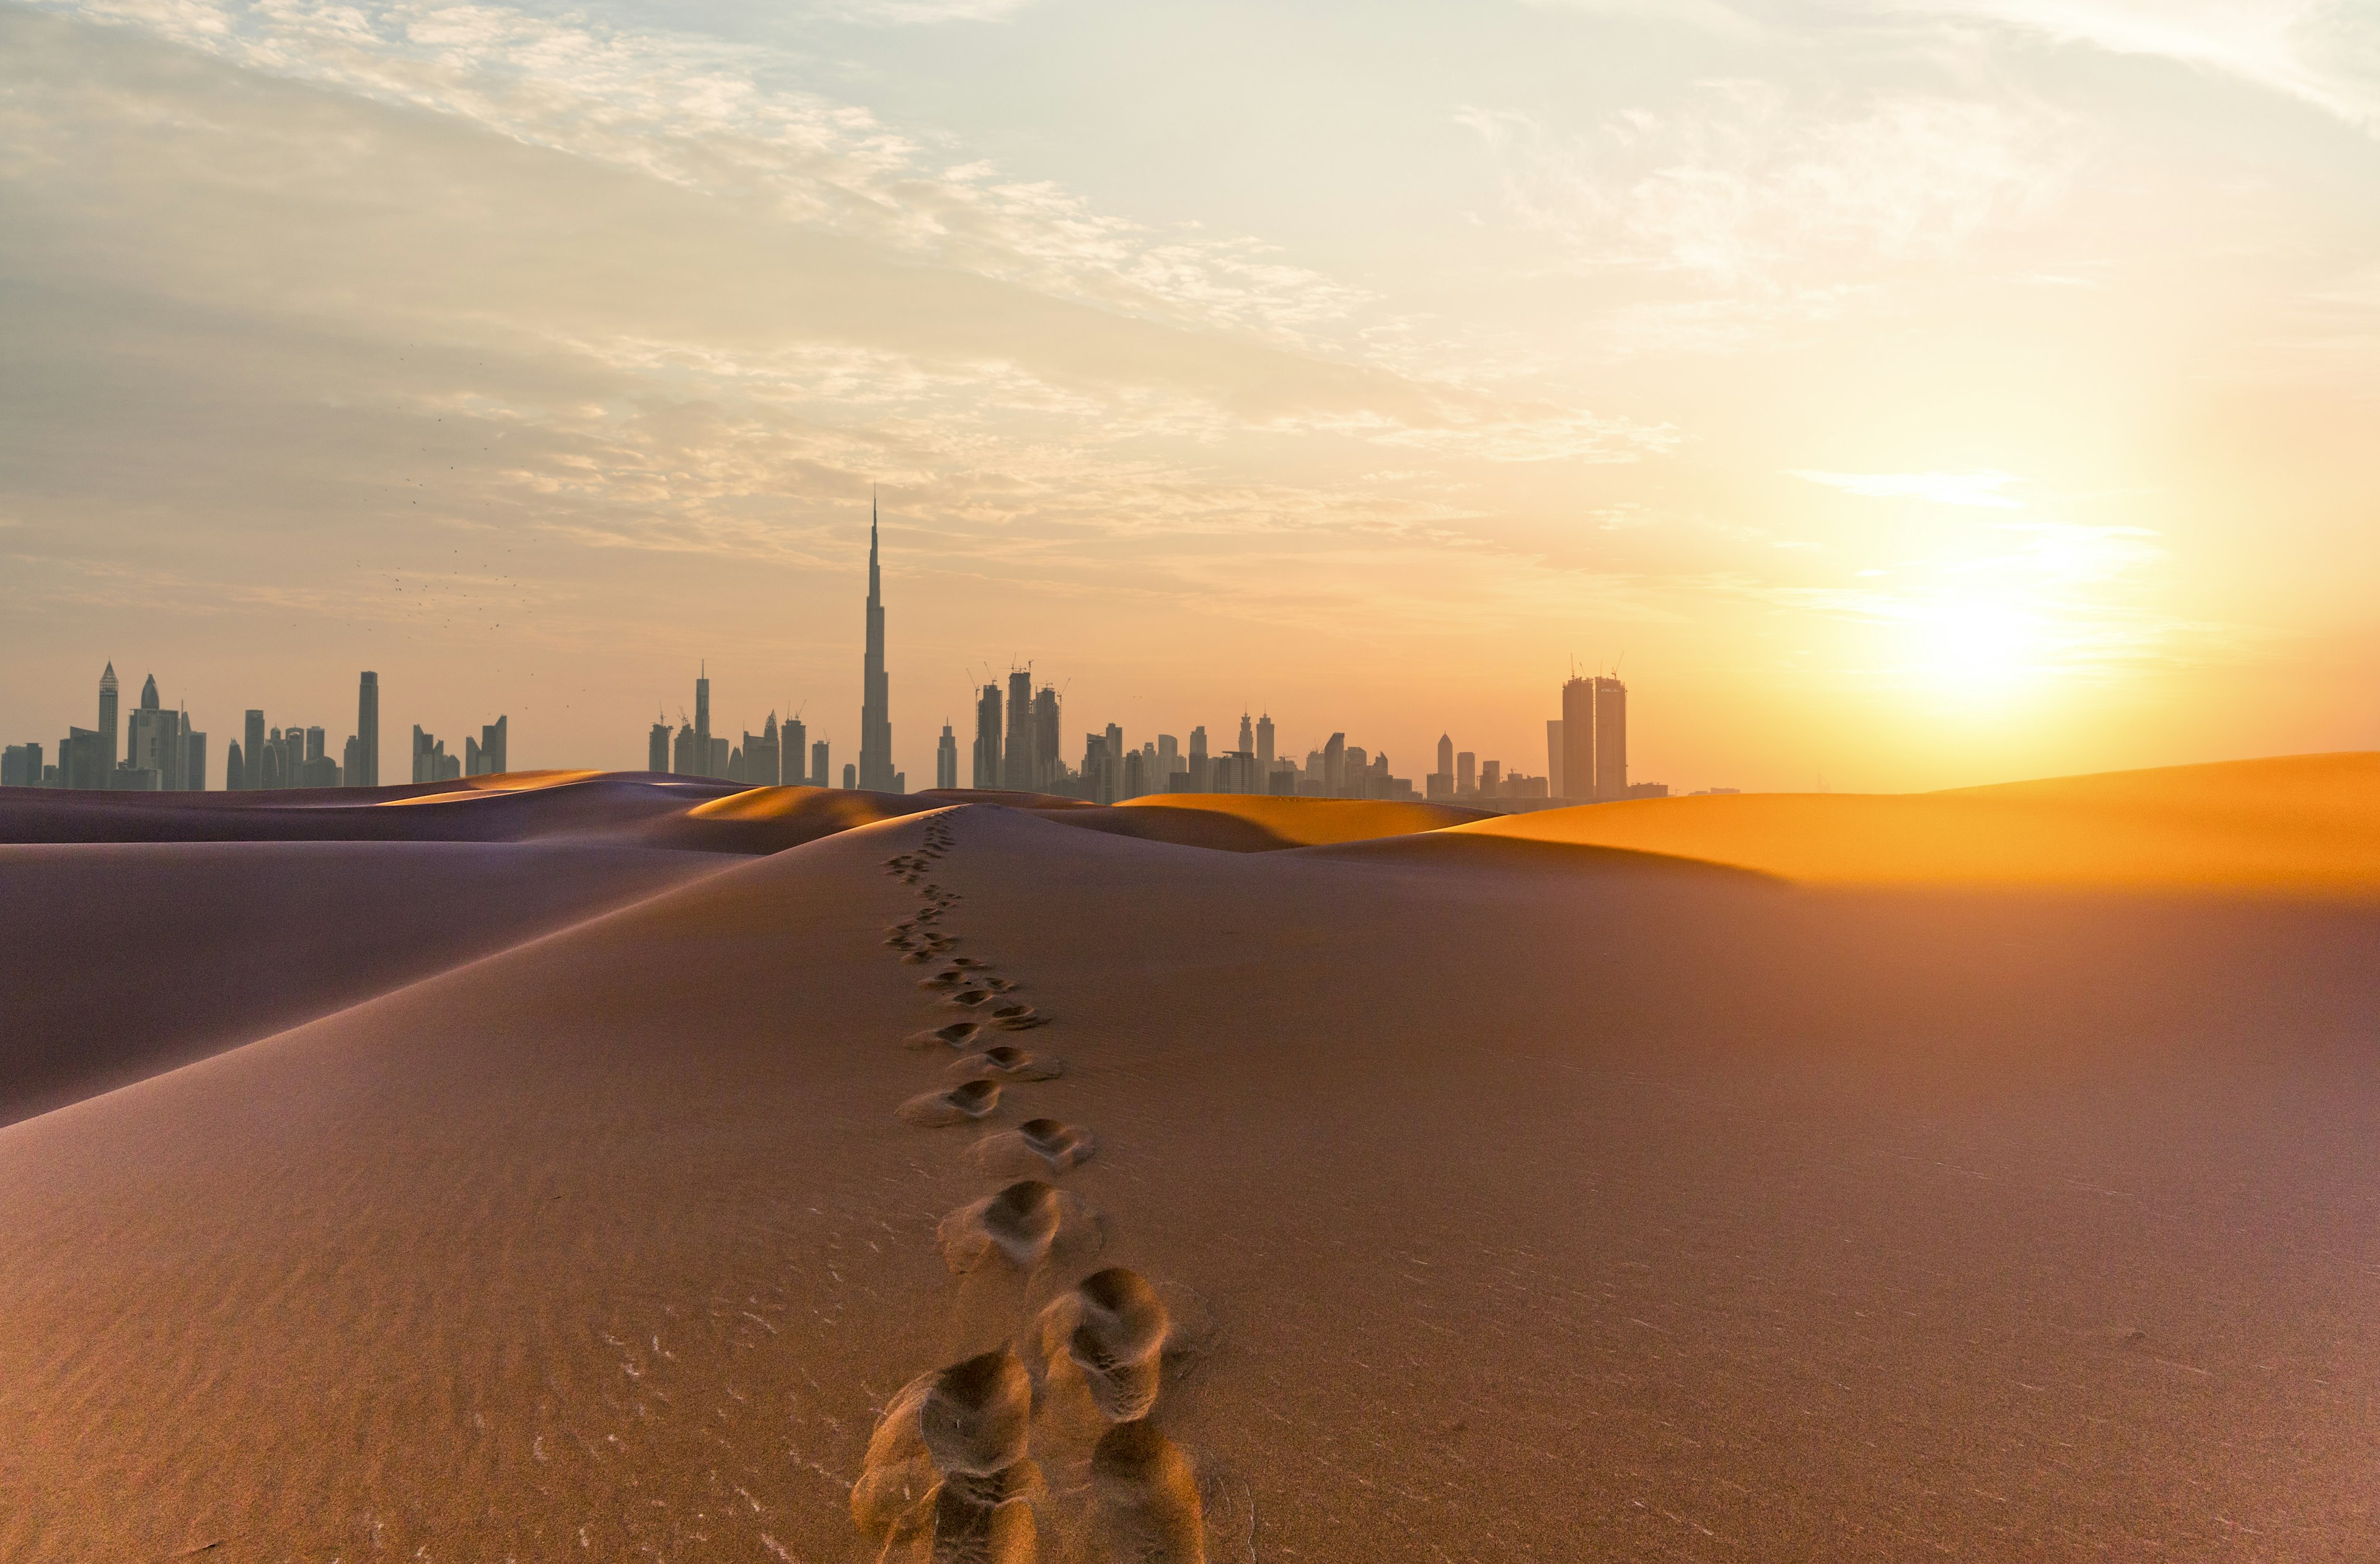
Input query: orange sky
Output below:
<box><xmin>2</xmin><ymin>0</ymin><xmax>2375</xmax><ymax>791</ymax></box>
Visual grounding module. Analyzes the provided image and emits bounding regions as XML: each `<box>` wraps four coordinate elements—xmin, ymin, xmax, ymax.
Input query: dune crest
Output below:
<box><xmin>1458</xmin><ymin>752</ymin><xmax>2380</xmax><ymax>891</ymax></box>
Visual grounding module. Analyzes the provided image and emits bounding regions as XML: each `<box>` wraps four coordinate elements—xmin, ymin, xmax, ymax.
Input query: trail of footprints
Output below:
<box><xmin>858</xmin><ymin>816</ymin><xmax>1220</xmax><ymax>1563</ymax></box>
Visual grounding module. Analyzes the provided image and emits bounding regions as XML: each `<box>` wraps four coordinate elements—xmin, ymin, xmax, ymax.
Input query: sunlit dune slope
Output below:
<box><xmin>648</xmin><ymin>783</ymin><xmax>954</xmax><ymax>851</ymax></box>
<box><xmin>1458</xmin><ymin>753</ymin><xmax>2380</xmax><ymax>891</ymax></box>
<box><xmin>371</xmin><ymin>769</ymin><xmax>605</xmax><ymax>802</ymax></box>
<box><xmin>1113</xmin><ymin>792</ymin><xmax>1491</xmax><ymax>847</ymax></box>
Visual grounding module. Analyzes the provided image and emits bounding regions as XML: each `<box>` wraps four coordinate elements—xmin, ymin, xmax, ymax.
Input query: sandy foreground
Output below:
<box><xmin>2</xmin><ymin>765</ymin><xmax>2377</xmax><ymax>1560</ymax></box>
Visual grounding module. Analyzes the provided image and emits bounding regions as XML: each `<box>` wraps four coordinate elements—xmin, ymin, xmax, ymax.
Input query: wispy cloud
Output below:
<box><xmin>1893</xmin><ymin>0</ymin><xmax>2380</xmax><ymax>133</ymax></box>
<box><xmin>1788</xmin><ymin>469</ymin><xmax>2029</xmax><ymax>507</ymax></box>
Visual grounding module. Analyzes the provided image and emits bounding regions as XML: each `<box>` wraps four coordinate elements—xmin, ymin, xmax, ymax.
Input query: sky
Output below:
<box><xmin>2</xmin><ymin>0</ymin><xmax>2376</xmax><ymax>792</ymax></box>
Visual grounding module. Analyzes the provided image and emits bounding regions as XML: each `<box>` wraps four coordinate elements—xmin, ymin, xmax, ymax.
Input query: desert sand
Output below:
<box><xmin>2</xmin><ymin>761</ymin><xmax>2377</xmax><ymax>1560</ymax></box>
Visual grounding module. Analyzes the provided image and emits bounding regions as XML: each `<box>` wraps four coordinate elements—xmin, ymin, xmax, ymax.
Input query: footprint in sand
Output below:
<box><xmin>946</xmin><ymin>1046</ymin><xmax>1061</xmax><ymax>1083</ymax></box>
<box><xmin>902</xmin><ymin>951</ymin><xmax>939</xmax><ymax>965</ymax></box>
<box><xmin>937</xmin><ymin>1179</ymin><xmax>1099</xmax><ymax>1274</ymax></box>
<box><xmin>907</xmin><ymin>1022</ymin><xmax>984</xmax><ymax>1050</ymax></box>
<box><xmin>950</xmin><ymin>957</ymin><xmax>989</xmax><ymax>970</ymax></box>
<box><xmin>899</xmin><ymin>1079</ymin><xmax>1000</xmax><ymax>1126</ymax></box>
<box><xmin>974</xmin><ymin>1118</ymin><xmax>1097</xmax><ymax>1176</ymax></box>
<box><xmin>1089</xmin><ymin>1421</ymin><xmax>1207</xmax><ymax>1564</ymax></box>
<box><xmin>989</xmin><ymin>1004</ymin><xmax>1044</xmax><ymax>1032</ymax></box>
<box><xmin>1037</xmin><ymin>1269</ymin><xmax>1170</xmax><ymax>1423</ymax></box>
<box><xmin>853</xmin><ymin>1350</ymin><xmax>1043</xmax><ymax>1555</ymax></box>
<box><xmin>944</xmin><ymin>989</ymin><xmax>997</xmax><ymax>1010</ymax></box>
<box><xmin>919</xmin><ymin>968</ymin><xmax>970</xmax><ymax>991</ymax></box>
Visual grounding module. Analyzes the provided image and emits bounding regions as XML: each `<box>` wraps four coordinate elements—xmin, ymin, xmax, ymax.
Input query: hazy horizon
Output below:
<box><xmin>5</xmin><ymin>0</ymin><xmax>2376</xmax><ymax>792</ymax></box>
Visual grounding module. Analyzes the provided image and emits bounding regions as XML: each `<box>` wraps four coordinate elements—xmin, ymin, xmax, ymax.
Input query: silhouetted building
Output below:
<box><xmin>671</xmin><ymin>720</ymin><xmax>699</xmax><ymax>775</ymax></box>
<box><xmin>858</xmin><ymin>498</ymin><xmax>897</xmax><ymax>791</ymax></box>
<box><xmin>242</xmin><ymin>710</ymin><xmax>265</xmax><ymax>790</ymax></box>
<box><xmin>1323</xmin><ymin>732</ymin><xmax>1347</xmax><ymax>797</ymax></box>
<box><xmin>1546</xmin><ymin>718</ymin><xmax>1564</xmax><ymax>800</ymax></box>
<box><xmin>648</xmin><ymin>714</ymin><xmax>671</xmax><ymax>773</ymax></box>
<box><xmin>412</xmin><ymin>725</ymin><xmax>460</xmax><ymax>783</ymax></box>
<box><xmin>937</xmin><ymin>723</ymin><xmax>958</xmax><ymax>789</ymax></box>
<box><xmin>785</xmin><ymin>717</ymin><xmax>809</xmax><ymax>784</ymax></box>
<box><xmin>1255</xmin><ymin>713</ymin><xmax>1274</xmax><ymax>769</ymax></box>
<box><xmin>223</xmin><ymin>740</ymin><xmax>242</xmax><ymax>792</ymax></box>
<box><xmin>842</xmin><ymin>761</ymin><xmax>857</xmax><ymax>790</ymax></box>
<box><xmin>353</xmin><ymin>672</ymin><xmax>379</xmax><ymax>787</ymax></box>
<box><xmin>1032</xmin><ymin>686</ymin><xmax>1060</xmax><ymax>791</ymax></box>
<box><xmin>1187</xmin><ymin>725</ymin><xmax>1209</xmax><ymax>791</ymax></box>
<box><xmin>975</xmin><ymin>683</ymin><xmax>1003</xmax><ymax>788</ymax></box>
<box><xmin>813</xmin><ymin>740</ymin><xmax>830</xmax><ymax>788</ymax></box>
<box><xmin>1002</xmin><ymin>669</ymin><xmax>1034</xmax><ymax>791</ymax></box>
<box><xmin>695</xmin><ymin>664</ymin><xmax>712</xmax><ymax>777</ymax></box>
<box><xmin>1592</xmin><ymin>676</ymin><xmax>1626</xmax><ymax>802</ymax></box>
<box><xmin>465</xmin><ymin>715</ymin><xmax>508</xmax><ymax>777</ymax></box>
<box><xmin>3</xmin><ymin>742</ymin><xmax>41</xmax><ymax>787</ymax></box>
<box><xmin>97</xmin><ymin>663</ymin><xmax>119</xmax><ymax>776</ymax></box>
<box><xmin>1625</xmin><ymin>782</ymin><xmax>1668</xmax><ymax>799</ymax></box>
<box><xmin>744</xmin><ymin>714</ymin><xmax>779</xmax><ymax>785</ymax></box>
<box><xmin>1457</xmin><ymin>750</ymin><xmax>1476</xmax><ymax>797</ymax></box>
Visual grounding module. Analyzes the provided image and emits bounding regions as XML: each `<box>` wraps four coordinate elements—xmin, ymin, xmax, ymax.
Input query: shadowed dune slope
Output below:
<box><xmin>0</xmin><ymin>841</ymin><xmax>728</xmax><ymax>1124</ymax></box>
<box><xmin>1459</xmin><ymin>752</ymin><xmax>2380</xmax><ymax>891</ymax></box>
<box><xmin>1113</xmin><ymin>792</ymin><xmax>1492</xmax><ymax>847</ymax></box>
<box><xmin>0</xmin><ymin>772</ymin><xmax>744</xmax><ymax>845</ymax></box>
<box><xmin>4</xmin><ymin>802</ymin><xmax>2378</xmax><ymax>1560</ymax></box>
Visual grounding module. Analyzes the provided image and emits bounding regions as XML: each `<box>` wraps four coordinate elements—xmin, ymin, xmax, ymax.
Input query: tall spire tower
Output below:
<box><xmin>858</xmin><ymin>490</ymin><xmax>897</xmax><ymax>790</ymax></box>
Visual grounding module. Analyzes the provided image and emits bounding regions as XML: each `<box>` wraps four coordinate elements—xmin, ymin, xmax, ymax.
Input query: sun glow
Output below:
<box><xmin>1902</xmin><ymin>596</ymin><xmax>2045</xmax><ymax>700</ymax></box>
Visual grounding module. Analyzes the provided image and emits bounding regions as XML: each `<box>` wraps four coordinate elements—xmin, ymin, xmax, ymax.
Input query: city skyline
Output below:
<box><xmin>8</xmin><ymin>3</ymin><xmax>2376</xmax><ymax>797</ymax></box>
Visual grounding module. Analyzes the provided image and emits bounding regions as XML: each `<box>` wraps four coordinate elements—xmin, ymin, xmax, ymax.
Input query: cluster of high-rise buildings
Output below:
<box><xmin>13</xmin><ymin>508</ymin><xmax>1690</xmax><ymax>806</ymax></box>
<box><xmin>644</xmin><ymin>666</ymin><xmax>832</xmax><ymax>789</ymax></box>
<box><xmin>625</xmin><ymin>505</ymin><xmax>1682</xmax><ymax>808</ymax></box>
<box><xmin>2</xmin><ymin>664</ymin><xmax>210</xmax><ymax>791</ymax></box>
<box><xmin>2</xmin><ymin>665</ymin><xmax>511</xmax><ymax>790</ymax></box>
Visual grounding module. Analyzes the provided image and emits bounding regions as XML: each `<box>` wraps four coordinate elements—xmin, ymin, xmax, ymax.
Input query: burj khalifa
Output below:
<box><xmin>858</xmin><ymin>493</ymin><xmax>897</xmax><ymax>792</ymax></box>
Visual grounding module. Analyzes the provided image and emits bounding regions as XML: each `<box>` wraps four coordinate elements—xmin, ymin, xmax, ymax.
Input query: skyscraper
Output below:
<box><xmin>648</xmin><ymin>714</ymin><xmax>671</xmax><ymax>773</ymax></box>
<box><xmin>695</xmin><ymin>664</ymin><xmax>712</xmax><ymax>777</ymax></box>
<box><xmin>785</xmin><ymin>717</ymin><xmax>808</xmax><ymax>784</ymax></box>
<box><xmin>1592</xmin><ymin>676</ymin><xmax>1628</xmax><ymax>802</ymax></box>
<box><xmin>1561</xmin><ymin>675</ymin><xmax>1593</xmax><ymax>804</ymax></box>
<box><xmin>1546</xmin><ymin>719</ymin><xmax>1565</xmax><ymax>800</ymax></box>
<box><xmin>1436</xmin><ymin>733</ymin><xmax>1453</xmax><ymax>795</ymax></box>
<box><xmin>858</xmin><ymin>497</ymin><xmax>896</xmax><ymax>791</ymax></box>
<box><xmin>1323</xmin><ymin>732</ymin><xmax>1346</xmax><ymax>797</ymax></box>
<box><xmin>244</xmin><ymin>709</ymin><xmax>265</xmax><ymax>790</ymax></box>
<box><xmin>1238</xmin><ymin>712</ymin><xmax>1254</xmax><ymax>754</ymax></box>
<box><xmin>97</xmin><ymin>663</ymin><xmax>120</xmax><ymax>776</ymax></box>
<box><xmin>1032</xmin><ymin>685</ymin><xmax>1060</xmax><ymax>791</ymax></box>
<box><xmin>937</xmin><ymin>723</ymin><xmax>958</xmax><ymax>789</ymax></box>
<box><xmin>1256</xmin><ymin>713</ymin><xmax>1274</xmax><ymax>769</ymax></box>
<box><xmin>1559</xmin><ymin>672</ymin><xmax>1628</xmax><ymax>802</ymax></box>
<box><xmin>356</xmin><ymin>671</ymin><xmax>379</xmax><ymax>787</ymax></box>
<box><xmin>975</xmin><ymin>683</ymin><xmax>1003</xmax><ymax>789</ymax></box>
<box><xmin>812</xmin><ymin>739</ymin><xmax>829</xmax><ymax>789</ymax></box>
<box><xmin>1002</xmin><ymin>668</ymin><xmax>1034</xmax><ymax>791</ymax></box>
<box><xmin>1457</xmin><ymin>751</ymin><xmax>1476</xmax><ymax>796</ymax></box>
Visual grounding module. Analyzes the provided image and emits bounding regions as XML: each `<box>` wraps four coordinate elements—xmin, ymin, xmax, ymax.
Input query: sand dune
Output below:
<box><xmin>1461</xmin><ymin>752</ymin><xmax>2380</xmax><ymax>891</ymax></box>
<box><xmin>4</xmin><ymin>769</ymin><xmax>2379</xmax><ymax>1558</ymax></box>
<box><xmin>1116</xmin><ymin>791</ymin><xmax>1492</xmax><ymax>847</ymax></box>
<box><xmin>0</xmin><ymin>839</ymin><xmax>725</xmax><ymax>1126</ymax></box>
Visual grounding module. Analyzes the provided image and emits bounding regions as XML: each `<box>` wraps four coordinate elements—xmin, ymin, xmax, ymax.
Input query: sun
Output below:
<box><xmin>1902</xmin><ymin>595</ymin><xmax>2043</xmax><ymax>702</ymax></box>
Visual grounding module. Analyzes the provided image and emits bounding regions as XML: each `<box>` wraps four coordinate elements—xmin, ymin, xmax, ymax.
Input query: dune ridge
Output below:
<box><xmin>1459</xmin><ymin>751</ymin><xmax>2380</xmax><ymax>891</ymax></box>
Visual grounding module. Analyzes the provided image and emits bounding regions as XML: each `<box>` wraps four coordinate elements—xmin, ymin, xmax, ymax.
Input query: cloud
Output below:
<box><xmin>1887</xmin><ymin>0</ymin><xmax>2380</xmax><ymax>133</ymax></box>
<box><xmin>1788</xmin><ymin>469</ymin><xmax>2029</xmax><ymax>506</ymax></box>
